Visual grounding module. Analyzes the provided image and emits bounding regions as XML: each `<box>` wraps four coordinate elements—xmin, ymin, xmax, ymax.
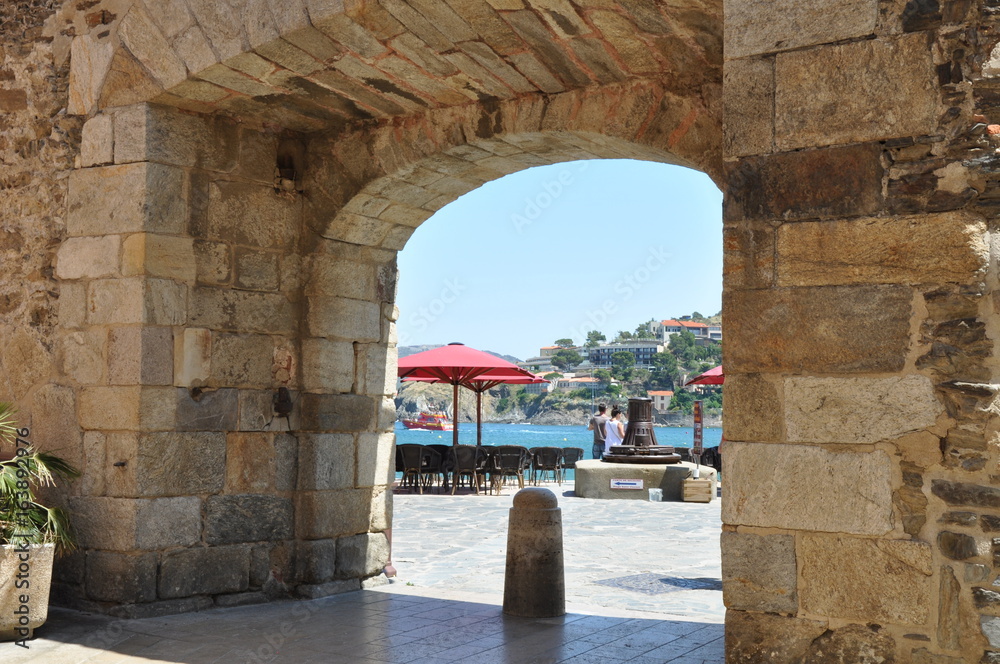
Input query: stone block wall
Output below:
<box><xmin>722</xmin><ymin>1</ymin><xmax>1000</xmax><ymax>662</ymax></box>
<box><xmin>47</xmin><ymin>104</ymin><xmax>395</xmax><ymax>616</ymax></box>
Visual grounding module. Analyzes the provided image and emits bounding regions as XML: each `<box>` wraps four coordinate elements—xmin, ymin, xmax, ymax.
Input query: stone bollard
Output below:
<box><xmin>503</xmin><ymin>487</ymin><xmax>565</xmax><ymax>618</ymax></box>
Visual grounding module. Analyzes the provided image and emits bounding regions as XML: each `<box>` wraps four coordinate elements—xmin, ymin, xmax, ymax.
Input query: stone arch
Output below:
<box><xmin>10</xmin><ymin>0</ymin><xmax>999</xmax><ymax>661</ymax></box>
<box><xmin>49</xmin><ymin>0</ymin><xmax>724</xmax><ymax>619</ymax></box>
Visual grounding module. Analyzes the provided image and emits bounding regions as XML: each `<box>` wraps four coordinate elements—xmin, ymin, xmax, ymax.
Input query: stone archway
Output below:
<box><xmin>41</xmin><ymin>0</ymin><xmax>723</xmax><ymax>620</ymax></box>
<box><xmin>4</xmin><ymin>0</ymin><xmax>999</xmax><ymax>662</ymax></box>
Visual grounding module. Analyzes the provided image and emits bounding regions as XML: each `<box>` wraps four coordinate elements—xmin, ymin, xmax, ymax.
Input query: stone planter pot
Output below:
<box><xmin>0</xmin><ymin>543</ymin><xmax>54</xmax><ymax>641</ymax></box>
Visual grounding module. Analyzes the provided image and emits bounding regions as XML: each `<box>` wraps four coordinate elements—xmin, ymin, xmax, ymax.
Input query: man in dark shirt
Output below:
<box><xmin>588</xmin><ymin>404</ymin><xmax>609</xmax><ymax>460</ymax></box>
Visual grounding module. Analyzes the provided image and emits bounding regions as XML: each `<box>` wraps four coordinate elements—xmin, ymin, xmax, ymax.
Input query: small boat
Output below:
<box><xmin>401</xmin><ymin>412</ymin><xmax>454</xmax><ymax>431</ymax></box>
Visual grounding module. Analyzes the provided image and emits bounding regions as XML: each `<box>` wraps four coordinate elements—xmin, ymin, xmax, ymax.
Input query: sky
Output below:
<box><xmin>395</xmin><ymin>159</ymin><xmax>723</xmax><ymax>361</ymax></box>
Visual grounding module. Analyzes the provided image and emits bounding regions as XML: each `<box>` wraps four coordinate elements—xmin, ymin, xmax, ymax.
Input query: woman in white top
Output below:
<box><xmin>603</xmin><ymin>407</ymin><xmax>625</xmax><ymax>456</ymax></box>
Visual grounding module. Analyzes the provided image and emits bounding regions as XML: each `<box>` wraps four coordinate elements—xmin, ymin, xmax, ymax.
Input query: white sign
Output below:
<box><xmin>610</xmin><ymin>478</ymin><xmax>644</xmax><ymax>490</ymax></box>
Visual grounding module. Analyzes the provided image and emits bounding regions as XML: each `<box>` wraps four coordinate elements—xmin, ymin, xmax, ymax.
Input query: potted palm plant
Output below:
<box><xmin>0</xmin><ymin>401</ymin><xmax>78</xmax><ymax>643</ymax></box>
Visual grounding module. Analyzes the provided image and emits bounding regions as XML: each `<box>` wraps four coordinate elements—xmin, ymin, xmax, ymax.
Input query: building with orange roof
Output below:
<box><xmin>648</xmin><ymin>390</ymin><xmax>675</xmax><ymax>412</ymax></box>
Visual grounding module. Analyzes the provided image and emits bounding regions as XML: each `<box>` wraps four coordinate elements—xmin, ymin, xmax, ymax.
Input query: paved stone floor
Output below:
<box><xmin>3</xmin><ymin>481</ymin><xmax>724</xmax><ymax>663</ymax></box>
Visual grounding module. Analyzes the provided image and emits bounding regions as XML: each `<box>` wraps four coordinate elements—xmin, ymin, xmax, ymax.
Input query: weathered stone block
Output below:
<box><xmin>59</xmin><ymin>282</ymin><xmax>88</xmax><ymax>329</ymax></box>
<box><xmin>724</xmin><ymin>286</ymin><xmax>912</xmax><ymax>374</ymax></box>
<box><xmin>369</xmin><ymin>487</ymin><xmax>392</xmax><ymax>531</ymax></box>
<box><xmin>775</xmin><ymin>33</ymin><xmax>938</xmax><ymax>150</ymax></box>
<box><xmin>88</xmin><ymin>278</ymin><xmax>145</xmax><ymax>325</ymax></box>
<box><xmin>725</xmin><ymin>0</ymin><xmax>877</xmax><ymax>58</ymax></box>
<box><xmin>296</xmin><ymin>489</ymin><xmax>371</xmax><ymax>539</ymax></box>
<box><xmin>801</xmin><ymin>623</ymin><xmax>896</xmax><ymax>664</ymax></box>
<box><xmin>306</xmin><ymin>255</ymin><xmax>379</xmax><ymax>300</ymax></box>
<box><xmin>336</xmin><ymin>532</ymin><xmax>389</xmax><ymax>578</ymax></box>
<box><xmin>81</xmin><ymin>114</ymin><xmax>114</xmax><ymax>167</ymax></box>
<box><xmin>301</xmin><ymin>338</ymin><xmax>355</xmax><ymax>393</ymax></box>
<box><xmin>297</xmin><ymin>539</ymin><xmax>337</xmax><ymax>583</ymax></box>
<box><xmin>86</xmin><ymin>551</ymin><xmax>157</xmax><ymax>603</ymax></box>
<box><xmin>725</xmin><ymin>610</ymin><xmax>827</xmax><ymax>664</ymax></box>
<box><xmin>725</xmin><ymin>144</ymin><xmax>883</xmax><ymax>223</ymax></box>
<box><xmin>55</xmin><ymin>236</ymin><xmax>121</xmax><ymax>280</ymax></box>
<box><xmin>144</xmin><ymin>278</ymin><xmax>187</xmax><ymax>325</ymax></box>
<box><xmin>136</xmin><ymin>432</ymin><xmax>226</xmax><ymax>496</ymax></box>
<box><xmin>174</xmin><ymin>327</ymin><xmax>212</xmax><ymax>387</ymax></box>
<box><xmin>799</xmin><ymin>534</ymin><xmax>931</xmax><ymax>624</ymax></box>
<box><xmin>79</xmin><ymin>386</ymin><xmax>141</xmax><ymax>431</ymax></box>
<box><xmin>71</xmin><ymin>496</ymin><xmax>201</xmax><ymax>551</ymax></box>
<box><xmin>30</xmin><ymin>384</ymin><xmax>82</xmax><ymax>468</ymax></box>
<box><xmin>205</xmin><ymin>495</ymin><xmax>294</xmax><ymax>544</ymax></box>
<box><xmin>118</xmin><ymin>4</ymin><xmax>187</xmax><ymax>89</ymax></box>
<box><xmin>194</xmin><ymin>240</ymin><xmax>231</xmax><ymax>285</ymax></box>
<box><xmin>188</xmin><ymin>287</ymin><xmax>296</xmax><ymax>335</ymax></box>
<box><xmin>723</xmin><ymin>57</ymin><xmax>773</xmax><ymax>157</ymax></box>
<box><xmin>122</xmin><ymin>234</ymin><xmax>197</xmax><ymax>281</ymax></box>
<box><xmin>723</xmin><ymin>442</ymin><xmax>893</xmax><ymax>535</ymax></box>
<box><xmin>68</xmin><ymin>34</ymin><xmax>115</xmax><ymax>116</ymax></box>
<box><xmin>68</xmin><ymin>163</ymin><xmax>185</xmax><ymax>236</ymax></box>
<box><xmin>159</xmin><ymin>546</ymin><xmax>250</xmax><ymax>598</ymax></box>
<box><xmin>723</xmin><ymin>222</ymin><xmax>775</xmax><ymax>290</ymax></box>
<box><xmin>209</xmin><ymin>333</ymin><xmax>276</xmax><ymax>387</ymax></box>
<box><xmin>237</xmin><ymin>389</ymin><xmax>278</xmax><ymax>431</ymax></box>
<box><xmin>299</xmin><ymin>394</ymin><xmax>376</xmax><ymax>433</ymax></box>
<box><xmin>356</xmin><ymin>433</ymin><xmax>395</xmax><ymax>487</ymax></box>
<box><xmin>139</xmin><ymin>386</ymin><xmax>179</xmax><ymax>431</ymax></box>
<box><xmin>784</xmin><ymin>375</ymin><xmax>940</xmax><ymax>444</ymax></box>
<box><xmin>297</xmin><ymin>433</ymin><xmax>356</xmax><ymax>490</ymax></box>
<box><xmin>195</xmin><ymin>181</ymin><xmax>300</xmax><ymax>249</ymax></box>
<box><xmin>358</xmin><ymin>344</ymin><xmax>396</xmax><ymax>396</ymax></box>
<box><xmin>721</xmin><ymin>532</ymin><xmax>797</xmax><ymax>613</ymax></box>
<box><xmin>176</xmin><ymin>388</ymin><xmax>239</xmax><ymax>431</ymax></box>
<box><xmin>108</xmin><ymin>326</ymin><xmax>173</xmax><ymax>385</ymax></box>
<box><xmin>777</xmin><ymin>213</ymin><xmax>989</xmax><ymax>287</ymax></box>
<box><xmin>226</xmin><ymin>432</ymin><xmax>297</xmax><ymax>493</ymax></box>
<box><xmin>307</xmin><ymin>296</ymin><xmax>382</xmax><ymax>341</ymax></box>
<box><xmin>234</xmin><ymin>248</ymin><xmax>280</xmax><ymax>291</ymax></box>
<box><xmin>721</xmin><ymin>373</ymin><xmax>781</xmax><ymax>443</ymax></box>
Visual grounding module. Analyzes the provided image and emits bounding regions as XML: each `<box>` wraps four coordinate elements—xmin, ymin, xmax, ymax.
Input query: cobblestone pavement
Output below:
<box><xmin>2</xmin><ymin>483</ymin><xmax>724</xmax><ymax>664</ymax></box>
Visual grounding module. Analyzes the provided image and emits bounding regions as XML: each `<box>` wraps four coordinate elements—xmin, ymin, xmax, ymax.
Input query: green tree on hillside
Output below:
<box><xmin>585</xmin><ymin>330</ymin><xmax>606</xmax><ymax>348</ymax></box>
<box><xmin>554</xmin><ymin>338</ymin><xmax>575</xmax><ymax>348</ymax></box>
<box><xmin>650</xmin><ymin>351</ymin><xmax>680</xmax><ymax>389</ymax></box>
<box><xmin>611</xmin><ymin>350</ymin><xmax>636</xmax><ymax>380</ymax></box>
<box><xmin>551</xmin><ymin>349</ymin><xmax>583</xmax><ymax>371</ymax></box>
<box><xmin>614</xmin><ymin>330</ymin><xmax>634</xmax><ymax>342</ymax></box>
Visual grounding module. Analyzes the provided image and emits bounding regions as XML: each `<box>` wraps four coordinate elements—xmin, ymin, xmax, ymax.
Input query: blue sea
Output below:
<box><xmin>394</xmin><ymin>422</ymin><xmax>723</xmax><ymax>481</ymax></box>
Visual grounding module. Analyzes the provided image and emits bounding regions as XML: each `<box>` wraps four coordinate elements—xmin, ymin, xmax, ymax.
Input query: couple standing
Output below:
<box><xmin>587</xmin><ymin>404</ymin><xmax>625</xmax><ymax>459</ymax></box>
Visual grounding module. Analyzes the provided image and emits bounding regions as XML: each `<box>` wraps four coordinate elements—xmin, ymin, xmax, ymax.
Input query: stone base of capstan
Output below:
<box><xmin>574</xmin><ymin>460</ymin><xmax>717</xmax><ymax>501</ymax></box>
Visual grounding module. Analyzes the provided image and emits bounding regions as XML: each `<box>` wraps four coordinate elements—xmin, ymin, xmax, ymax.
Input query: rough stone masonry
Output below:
<box><xmin>2</xmin><ymin>0</ymin><xmax>1000</xmax><ymax>661</ymax></box>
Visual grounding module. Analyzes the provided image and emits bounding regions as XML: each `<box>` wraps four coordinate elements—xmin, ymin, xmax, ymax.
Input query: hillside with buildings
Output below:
<box><xmin>395</xmin><ymin>313</ymin><xmax>723</xmax><ymax>426</ymax></box>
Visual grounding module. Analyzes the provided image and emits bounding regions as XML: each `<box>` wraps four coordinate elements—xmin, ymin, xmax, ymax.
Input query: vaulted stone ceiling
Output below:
<box><xmin>69</xmin><ymin>0</ymin><xmax>721</xmax><ymax>133</ymax></box>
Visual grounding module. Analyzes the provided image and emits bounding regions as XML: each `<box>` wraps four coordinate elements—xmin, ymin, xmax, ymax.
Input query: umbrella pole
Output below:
<box><xmin>477</xmin><ymin>389</ymin><xmax>483</xmax><ymax>446</ymax></box>
<box><xmin>453</xmin><ymin>382</ymin><xmax>460</xmax><ymax>446</ymax></box>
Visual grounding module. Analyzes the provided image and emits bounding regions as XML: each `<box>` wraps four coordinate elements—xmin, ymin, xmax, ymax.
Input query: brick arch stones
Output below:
<box><xmin>6</xmin><ymin>0</ymin><xmax>1000</xmax><ymax>661</ymax></box>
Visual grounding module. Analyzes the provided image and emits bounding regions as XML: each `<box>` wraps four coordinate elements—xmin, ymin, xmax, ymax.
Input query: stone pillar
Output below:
<box><xmin>723</xmin><ymin>1</ymin><xmax>995</xmax><ymax>662</ymax></box>
<box><xmin>52</xmin><ymin>103</ymin><xmax>397</xmax><ymax>614</ymax></box>
<box><xmin>503</xmin><ymin>488</ymin><xmax>565</xmax><ymax>618</ymax></box>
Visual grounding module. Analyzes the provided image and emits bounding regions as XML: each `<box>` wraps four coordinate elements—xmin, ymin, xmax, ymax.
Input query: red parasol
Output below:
<box><xmin>405</xmin><ymin>370</ymin><xmax>547</xmax><ymax>445</ymax></box>
<box><xmin>398</xmin><ymin>343</ymin><xmax>540</xmax><ymax>444</ymax></box>
<box><xmin>685</xmin><ymin>365</ymin><xmax>724</xmax><ymax>386</ymax></box>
